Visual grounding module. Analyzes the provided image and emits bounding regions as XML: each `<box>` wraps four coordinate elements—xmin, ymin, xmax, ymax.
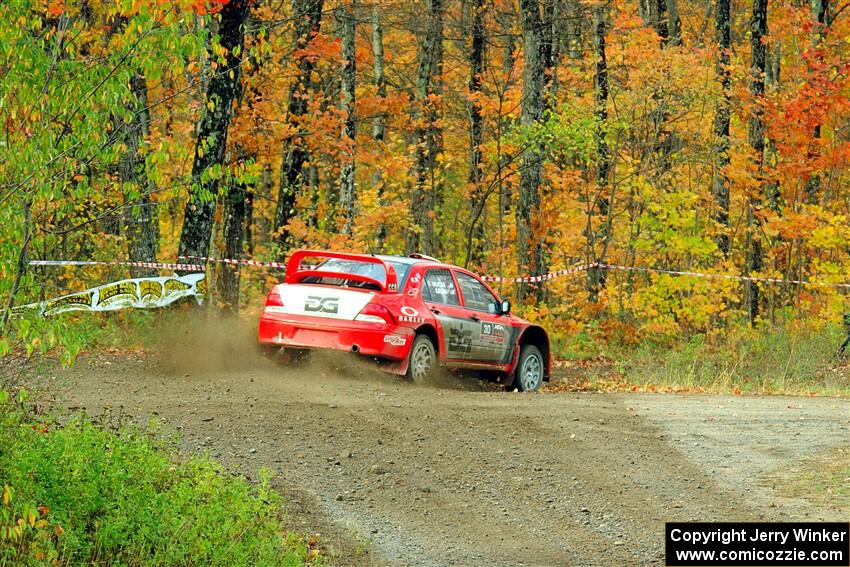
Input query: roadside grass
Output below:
<box><xmin>547</xmin><ymin>324</ymin><xmax>850</xmax><ymax>396</ymax></box>
<box><xmin>0</xmin><ymin>389</ymin><xmax>324</xmax><ymax>567</ymax></box>
<box><xmin>770</xmin><ymin>448</ymin><xmax>850</xmax><ymax>513</ymax></box>
<box><xmin>5</xmin><ymin>303</ymin><xmax>848</xmax><ymax>397</ymax></box>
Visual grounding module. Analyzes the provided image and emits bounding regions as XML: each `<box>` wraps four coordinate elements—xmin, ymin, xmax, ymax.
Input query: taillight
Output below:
<box><xmin>355</xmin><ymin>302</ymin><xmax>395</xmax><ymax>324</ymax></box>
<box><xmin>264</xmin><ymin>290</ymin><xmax>284</xmax><ymax>309</ymax></box>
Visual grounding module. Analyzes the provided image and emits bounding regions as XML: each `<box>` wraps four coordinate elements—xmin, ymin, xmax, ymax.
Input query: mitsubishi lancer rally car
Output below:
<box><xmin>258</xmin><ymin>250</ymin><xmax>551</xmax><ymax>391</ymax></box>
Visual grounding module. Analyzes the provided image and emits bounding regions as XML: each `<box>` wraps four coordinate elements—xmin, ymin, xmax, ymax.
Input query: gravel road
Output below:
<box><xmin>20</xmin><ymin>336</ymin><xmax>849</xmax><ymax>567</ymax></box>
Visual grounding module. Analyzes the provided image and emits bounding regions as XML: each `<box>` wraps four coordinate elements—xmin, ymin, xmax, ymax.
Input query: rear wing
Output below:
<box><xmin>285</xmin><ymin>249</ymin><xmax>399</xmax><ymax>293</ymax></box>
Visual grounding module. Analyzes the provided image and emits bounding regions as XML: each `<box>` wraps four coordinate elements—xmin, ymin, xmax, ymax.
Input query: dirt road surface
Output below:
<box><xmin>18</xmin><ymin>330</ymin><xmax>850</xmax><ymax>567</ymax></box>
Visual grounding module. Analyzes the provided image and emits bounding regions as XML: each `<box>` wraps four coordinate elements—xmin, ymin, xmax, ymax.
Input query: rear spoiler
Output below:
<box><xmin>285</xmin><ymin>249</ymin><xmax>399</xmax><ymax>293</ymax></box>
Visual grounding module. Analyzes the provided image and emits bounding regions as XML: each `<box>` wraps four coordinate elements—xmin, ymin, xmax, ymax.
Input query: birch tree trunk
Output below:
<box><xmin>338</xmin><ymin>0</ymin><xmax>356</xmax><ymax>234</ymax></box>
<box><xmin>372</xmin><ymin>3</ymin><xmax>388</xmax><ymax>247</ymax></box>
<box><xmin>711</xmin><ymin>0</ymin><xmax>732</xmax><ymax>257</ymax></box>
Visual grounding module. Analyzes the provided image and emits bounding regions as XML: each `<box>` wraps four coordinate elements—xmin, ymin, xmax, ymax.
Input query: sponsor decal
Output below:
<box><xmin>164</xmin><ymin>278</ymin><xmax>192</xmax><ymax>294</ymax></box>
<box><xmin>304</xmin><ymin>296</ymin><xmax>340</xmax><ymax>314</ymax></box>
<box><xmin>407</xmin><ymin>287</ymin><xmax>419</xmax><ymax>297</ymax></box>
<box><xmin>97</xmin><ymin>281</ymin><xmax>138</xmax><ymax>306</ymax></box>
<box><xmin>448</xmin><ymin>327</ymin><xmax>473</xmax><ymax>353</ymax></box>
<box><xmin>398</xmin><ymin>305</ymin><xmax>425</xmax><ymax>323</ymax></box>
<box><xmin>140</xmin><ymin>280</ymin><xmax>163</xmax><ymax>302</ymax></box>
<box><xmin>195</xmin><ymin>275</ymin><xmax>206</xmax><ymax>295</ymax></box>
<box><xmin>409</xmin><ymin>273</ymin><xmax>422</xmax><ymax>284</ymax></box>
<box><xmin>480</xmin><ymin>322</ymin><xmax>507</xmax><ymax>343</ymax></box>
<box><xmin>43</xmin><ymin>291</ymin><xmax>95</xmax><ymax>314</ymax></box>
<box><xmin>383</xmin><ymin>334</ymin><xmax>407</xmax><ymax>347</ymax></box>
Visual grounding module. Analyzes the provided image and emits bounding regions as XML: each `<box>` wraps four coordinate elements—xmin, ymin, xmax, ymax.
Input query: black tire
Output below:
<box><xmin>406</xmin><ymin>334</ymin><xmax>437</xmax><ymax>384</ymax></box>
<box><xmin>261</xmin><ymin>345</ymin><xmax>309</xmax><ymax>365</ymax></box>
<box><xmin>511</xmin><ymin>344</ymin><xmax>544</xmax><ymax>392</ymax></box>
<box><xmin>260</xmin><ymin>344</ymin><xmax>280</xmax><ymax>359</ymax></box>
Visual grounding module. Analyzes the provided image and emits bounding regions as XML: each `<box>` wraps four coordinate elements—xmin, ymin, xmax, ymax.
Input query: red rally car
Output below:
<box><xmin>257</xmin><ymin>250</ymin><xmax>551</xmax><ymax>391</ymax></box>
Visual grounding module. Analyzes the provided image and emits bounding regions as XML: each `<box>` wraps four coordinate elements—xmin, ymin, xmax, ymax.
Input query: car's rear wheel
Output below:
<box><xmin>514</xmin><ymin>344</ymin><xmax>544</xmax><ymax>392</ymax></box>
<box><xmin>261</xmin><ymin>345</ymin><xmax>309</xmax><ymax>365</ymax></box>
<box><xmin>406</xmin><ymin>334</ymin><xmax>437</xmax><ymax>384</ymax></box>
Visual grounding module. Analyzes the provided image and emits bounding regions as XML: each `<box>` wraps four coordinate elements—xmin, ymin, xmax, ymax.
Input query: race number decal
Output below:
<box><xmin>480</xmin><ymin>322</ymin><xmax>506</xmax><ymax>343</ymax></box>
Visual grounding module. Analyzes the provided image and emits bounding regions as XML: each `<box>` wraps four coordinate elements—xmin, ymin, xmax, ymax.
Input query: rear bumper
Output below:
<box><xmin>258</xmin><ymin>311</ymin><xmax>414</xmax><ymax>361</ymax></box>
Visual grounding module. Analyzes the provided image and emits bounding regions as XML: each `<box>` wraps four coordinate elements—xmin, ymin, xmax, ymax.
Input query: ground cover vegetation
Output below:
<box><xmin>0</xmin><ymin>387</ymin><xmax>325</xmax><ymax>566</ymax></box>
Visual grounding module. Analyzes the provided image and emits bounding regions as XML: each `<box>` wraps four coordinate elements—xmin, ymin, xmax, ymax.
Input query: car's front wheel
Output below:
<box><xmin>406</xmin><ymin>334</ymin><xmax>437</xmax><ymax>384</ymax></box>
<box><xmin>514</xmin><ymin>344</ymin><xmax>544</xmax><ymax>392</ymax></box>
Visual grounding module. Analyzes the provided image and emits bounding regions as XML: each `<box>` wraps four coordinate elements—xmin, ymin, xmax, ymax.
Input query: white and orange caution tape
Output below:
<box><xmin>481</xmin><ymin>264</ymin><xmax>593</xmax><ymax>283</ymax></box>
<box><xmin>482</xmin><ymin>262</ymin><xmax>850</xmax><ymax>289</ymax></box>
<box><xmin>27</xmin><ymin>259</ymin><xmax>204</xmax><ymax>271</ymax></box>
<box><xmin>177</xmin><ymin>255</ymin><xmax>287</xmax><ymax>269</ymax></box>
<box><xmin>16</xmin><ymin>256</ymin><xmax>850</xmax><ymax>289</ymax></box>
<box><xmin>596</xmin><ymin>263</ymin><xmax>850</xmax><ymax>289</ymax></box>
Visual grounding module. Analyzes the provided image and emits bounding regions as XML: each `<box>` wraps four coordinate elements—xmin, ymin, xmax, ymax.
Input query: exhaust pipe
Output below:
<box><xmin>351</xmin><ymin>344</ymin><xmax>360</xmax><ymax>353</ymax></box>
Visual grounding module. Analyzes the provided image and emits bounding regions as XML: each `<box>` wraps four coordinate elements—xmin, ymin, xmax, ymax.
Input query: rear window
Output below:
<box><xmin>301</xmin><ymin>258</ymin><xmax>411</xmax><ymax>291</ymax></box>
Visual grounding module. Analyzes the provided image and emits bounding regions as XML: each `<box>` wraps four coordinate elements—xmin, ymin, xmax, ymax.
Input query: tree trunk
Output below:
<box><xmin>338</xmin><ymin>0</ymin><xmax>356</xmax><ymax>234</ymax></box>
<box><xmin>465</xmin><ymin>0</ymin><xmax>486</xmax><ymax>268</ymax></box>
<box><xmin>371</xmin><ymin>3</ymin><xmax>387</xmax><ymax>247</ymax></box>
<box><xmin>765</xmin><ymin>40</ymin><xmax>781</xmax><ymax>210</ymax></box>
<box><xmin>588</xmin><ymin>7</ymin><xmax>611</xmax><ymax>303</ymax></box>
<box><xmin>744</xmin><ymin>0</ymin><xmax>768</xmax><ymax>323</ymax></box>
<box><xmin>640</xmin><ymin>0</ymin><xmax>669</xmax><ymax>44</ymax></box>
<box><xmin>711</xmin><ymin>0</ymin><xmax>731</xmax><ymax>257</ymax></box>
<box><xmin>803</xmin><ymin>0</ymin><xmax>828</xmax><ymax>204</ymax></box>
<box><xmin>666</xmin><ymin>0</ymin><xmax>682</xmax><ymax>45</ymax></box>
<box><xmin>274</xmin><ymin>0</ymin><xmax>324</xmax><ymax>249</ymax></box>
<box><xmin>517</xmin><ymin>0</ymin><xmax>549</xmax><ymax>302</ymax></box>
<box><xmin>245</xmin><ymin>187</ymin><xmax>254</xmax><ymax>255</ymax></box>
<box><xmin>218</xmin><ymin>169</ymin><xmax>247</xmax><ymax>313</ymax></box>
<box><xmin>120</xmin><ymin>74</ymin><xmax>159</xmax><ymax>277</ymax></box>
<box><xmin>177</xmin><ymin>0</ymin><xmax>249</xmax><ymax>261</ymax></box>
<box><xmin>410</xmin><ymin>0</ymin><xmax>445</xmax><ymax>256</ymax></box>
<box><xmin>541</xmin><ymin>0</ymin><xmax>559</xmax><ymax>104</ymax></box>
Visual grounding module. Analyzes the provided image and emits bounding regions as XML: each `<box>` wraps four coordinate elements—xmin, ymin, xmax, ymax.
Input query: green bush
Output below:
<box><xmin>0</xmin><ymin>390</ymin><xmax>319</xmax><ymax>566</ymax></box>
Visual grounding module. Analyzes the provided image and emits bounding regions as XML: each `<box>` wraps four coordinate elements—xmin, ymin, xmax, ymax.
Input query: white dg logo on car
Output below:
<box><xmin>304</xmin><ymin>296</ymin><xmax>339</xmax><ymax>314</ymax></box>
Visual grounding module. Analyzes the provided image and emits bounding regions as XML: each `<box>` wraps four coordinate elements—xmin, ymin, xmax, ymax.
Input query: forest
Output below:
<box><xmin>0</xmin><ymin>0</ymin><xmax>849</xmax><ymax>363</ymax></box>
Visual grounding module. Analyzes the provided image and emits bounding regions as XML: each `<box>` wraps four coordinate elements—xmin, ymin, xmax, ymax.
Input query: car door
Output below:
<box><xmin>420</xmin><ymin>268</ymin><xmax>477</xmax><ymax>362</ymax></box>
<box><xmin>454</xmin><ymin>270</ymin><xmax>513</xmax><ymax>364</ymax></box>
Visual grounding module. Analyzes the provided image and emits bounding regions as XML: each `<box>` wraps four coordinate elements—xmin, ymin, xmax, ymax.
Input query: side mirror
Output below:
<box><xmin>500</xmin><ymin>299</ymin><xmax>511</xmax><ymax>315</ymax></box>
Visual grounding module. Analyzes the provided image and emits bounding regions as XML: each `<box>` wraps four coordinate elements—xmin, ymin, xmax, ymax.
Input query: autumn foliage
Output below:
<box><xmin>0</xmin><ymin>0</ymin><xmax>848</xmax><ymax>357</ymax></box>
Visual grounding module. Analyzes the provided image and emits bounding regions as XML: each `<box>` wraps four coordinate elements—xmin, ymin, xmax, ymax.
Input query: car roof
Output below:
<box><xmin>377</xmin><ymin>255</ymin><xmax>432</xmax><ymax>266</ymax></box>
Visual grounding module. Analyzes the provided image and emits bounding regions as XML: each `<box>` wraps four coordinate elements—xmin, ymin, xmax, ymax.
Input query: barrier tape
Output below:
<box><xmin>597</xmin><ymin>263</ymin><xmax>850</xmax><ymax>289</ymax></box>
<box><xmin>482</xmin><ymin>264</ymin><xmax>593</xmax><ymax>283</ymax></box>
<box><xmin>26</xmin><ymin>260</ymin><xmax>204</xmax><ymax>271</ymax></box>
<box><xmin>177</xmin><ymin>255</ymin><xmax>287</xmax><ymax>269</ymax></box>
<box><xmin>483</xmin><ymin>262</ymin><xmax>850</xmax><ymax>288</ymax></box>
<box><xmin>15</xmin><ymin>256</ymin><xmax>850</xmax><ymax>289</ymax></box>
